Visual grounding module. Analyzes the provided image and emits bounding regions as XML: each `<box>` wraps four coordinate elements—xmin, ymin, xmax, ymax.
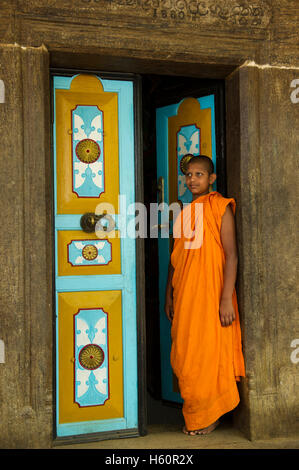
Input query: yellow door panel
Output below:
<box><xmin>56</xmin><ymin>74</ymin><xmax>120</xmax><ymax>214</ymax></box>
<box><xmin>57</xmin><ymin>230</ymin><xmax>121</xmax><ymax>276</ymax></box>
<box><xmin>58</xmin><ymin>290</ymin><xmax>124</xmax><ymax>424</ymax></box>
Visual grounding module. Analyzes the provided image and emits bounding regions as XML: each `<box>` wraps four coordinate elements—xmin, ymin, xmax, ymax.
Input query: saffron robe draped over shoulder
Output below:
<box><xmin>170</xmin><ymin>191</ymin><xmax>245</xmax><ymax>431</ymax></box>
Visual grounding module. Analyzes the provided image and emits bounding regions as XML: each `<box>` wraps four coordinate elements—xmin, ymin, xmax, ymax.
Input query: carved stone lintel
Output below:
<box><xmin>16</xmin><ymin>0</ymin><xmax>272</xmax><ymax>30</ymax></box>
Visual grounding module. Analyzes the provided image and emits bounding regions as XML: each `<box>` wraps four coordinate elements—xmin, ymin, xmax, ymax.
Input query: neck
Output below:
<box><xmin>192</xmin><ymin>190</ymin><xmax>210</xmax><ymax>201</ymax></box>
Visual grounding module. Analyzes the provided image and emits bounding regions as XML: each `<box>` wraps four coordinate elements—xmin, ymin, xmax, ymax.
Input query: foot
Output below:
<box><xmin>182</xmin><ymin>420</ymin><xmax>219</xmax><ymax>436</ymax></box>
<box><xmin>182</xmin><ymin>426</ymin><xmax>202</xmax><ymax>436</ymax></box>
<box><xmin>197</xmin><ymin>420</ymin><xmax>219</xmax><ymax>435</ymax></box>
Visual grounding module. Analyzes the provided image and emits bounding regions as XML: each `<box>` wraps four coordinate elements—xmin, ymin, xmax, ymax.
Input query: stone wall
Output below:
<box><xmin>0</xmin><ymin>44</ymin><xmax>52</xmax><ymax>448</ymax></box>
<box><xmin>1</xmin><ymin>1</ymin><xmax>298</xmax><ymax>68</ymax></box>
<box><xmin>226</xmin><ymin>65</ymin><xmax>299</xmax><ymax>439</ymax></box>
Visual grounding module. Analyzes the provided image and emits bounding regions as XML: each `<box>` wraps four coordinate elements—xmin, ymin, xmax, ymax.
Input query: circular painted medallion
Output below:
<box><xmin>180</xmin><ymin>154</ymin><xmax>193</xmax><ymax>175</ymax></box>
<box><xmin>82</xmin><ymin>244</ymin><xmax>98</xmax><ymax>261</ymax></box>
<box><xmin>79</xmin><ymin>344</ymin><xmax>104</xmax><ymax>370</ymax></box>
<box><xmin>75</xmin><ymin>138</ymin><xmax>100</xmax><ymax>164</ymax></box>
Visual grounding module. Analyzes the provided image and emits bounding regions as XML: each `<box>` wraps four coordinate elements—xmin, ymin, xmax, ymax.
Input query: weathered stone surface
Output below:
<box><xmin>0</xmin><ymin>0</ymin><xmax>297</xmax><ymax>66</ymax></box>
<box><xmin>0</xmin><ymin>44</ymin><xmax>26</xmax><ymax>449</ymax></box>
<box><xmin>0</xmin><ymin>0</ymin><xmax>15</xmax><ymax>43</ymax></box>
<box><xmin>17</xmin><ymin>0</ymin><xmax>272</xmax><ymax>34</ymax></box>
<box><xmin>0</xmin><ymin>44</ymin><xmax>52</xmax><ymax>448</ymax></box>
<box><xmin>226</xmin><ymin>65</ymin><xmax>299</xmax><ymax>439</ymax></box>
<box><xmin>271</xmin><ymin>0</ymin><xmax>299</xmax><ymax>44</ymax></box>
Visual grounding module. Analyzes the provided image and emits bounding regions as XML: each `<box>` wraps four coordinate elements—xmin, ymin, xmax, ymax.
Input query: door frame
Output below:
<box><xmin>50</xmin><ymin>69</ymin><xmax>147</xmax><ymax>444</ymax></box>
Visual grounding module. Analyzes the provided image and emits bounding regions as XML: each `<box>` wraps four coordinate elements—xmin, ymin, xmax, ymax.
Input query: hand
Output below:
<box><xmin>219</xmin><ymin>297</ymin><xmax>235</xmax><ymax>327</ymax></box>
<box><xmin>164</xmin><ymin>297</ymin><xmax>174</xmax><ymax>323</ymax></box>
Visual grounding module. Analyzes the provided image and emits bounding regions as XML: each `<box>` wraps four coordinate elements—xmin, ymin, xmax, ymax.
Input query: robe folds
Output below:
<box><xmin>170</xmin><ymin>191</ymin><xmax>245</xmax><ymax>431</ymax></box>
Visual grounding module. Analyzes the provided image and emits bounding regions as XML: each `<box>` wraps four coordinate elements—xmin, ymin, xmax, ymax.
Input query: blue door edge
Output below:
<box><xmin>156</xmin><ymin>104</ymin><xmax>184</xmax><ymax>404</ymax></box>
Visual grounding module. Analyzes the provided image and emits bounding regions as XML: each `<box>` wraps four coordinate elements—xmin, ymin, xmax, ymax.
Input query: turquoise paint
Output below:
<box><xmin>53</xmin><ymin>75</ymin><xmax>137</xmax><ymax>437</ymax></box>
<box><xmin>55</xmin><ymin>275</ymin><xmax>124</xmax><ymax>292</ymax></box>
<box><xmin>53</xmin><ymin>75</ymin><xmax>78</xmax><ymax>90</ymax></box>
<box><xmin>156</xmin><ymin>95</ymin><xmax>217</xmax><ymax>405</ymax></box>
<box><xmin>156</xmin><ymin>103</ymin><xmax>183</xmax><ymax>405</ymax></box>
<box><xmin>55</xmin><ymin>214</ymin><xmax>119</xmax><ymax>230</ymax></box>
<box><xmin>57</xmin><ymin>418</ymin><xmax>127</xmax><ymax>437</ymax></box>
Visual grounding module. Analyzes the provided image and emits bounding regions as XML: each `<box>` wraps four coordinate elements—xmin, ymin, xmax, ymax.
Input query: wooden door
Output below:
<box><xmin>156</xmin><ymin>94</ymin><xmax>218</xmax><ymax>404</ymax></box>
<box><xmin>53</xmin><ymin>74</ymin><xmax>138</xmax><ymax>438</ymax></box>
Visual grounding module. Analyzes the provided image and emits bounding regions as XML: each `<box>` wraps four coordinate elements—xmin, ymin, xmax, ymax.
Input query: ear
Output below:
<box><xmin>209</xmin><ymin>173</ymin><xmax>217</xmax><ymax>184</ymax></box>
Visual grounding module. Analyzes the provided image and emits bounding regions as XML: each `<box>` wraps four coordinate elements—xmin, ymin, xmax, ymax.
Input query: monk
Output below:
<box><xmin>164</xmin><ymin>154</ymin><xmax>245</xmax><ymax>436</ymax></box>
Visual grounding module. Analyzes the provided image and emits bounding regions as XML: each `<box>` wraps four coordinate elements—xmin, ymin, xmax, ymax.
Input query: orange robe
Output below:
<box><xmin>170</xmin><ymin>191</ymin><xmax>245</xmax><ymax>431</ymax></box>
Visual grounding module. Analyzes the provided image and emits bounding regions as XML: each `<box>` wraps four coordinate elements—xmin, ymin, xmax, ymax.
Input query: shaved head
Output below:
<box><xmin>185</xmin><ymin>155</ymin><xmax>215</xmax><ymax>175</ymax></box>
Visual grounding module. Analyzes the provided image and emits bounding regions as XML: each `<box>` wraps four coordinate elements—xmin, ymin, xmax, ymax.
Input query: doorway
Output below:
<box><xmin>51</xmin><ymin>66</ymin><xmax>239</xmax><ymax>442</ymax></box>
<box><xmin>140</xmin><ymin>74</ymin><xmax>232</xmax><ymax>430</ymax></box>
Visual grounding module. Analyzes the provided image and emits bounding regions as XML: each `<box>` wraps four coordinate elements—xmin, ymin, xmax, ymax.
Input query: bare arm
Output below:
<box><xmin>219</xmin><ymin>204</ymin><xmax>238</xmax><ymax>326</ymax></box>
<box><xmin>164</xmin><ymin>236</ymin><xmax>175</xmax><ymax>322</ymax></box>
<box><xmin>164</xmin><ymin>262</ymin><xmax>174</xmax><ymax>321</ymax></box>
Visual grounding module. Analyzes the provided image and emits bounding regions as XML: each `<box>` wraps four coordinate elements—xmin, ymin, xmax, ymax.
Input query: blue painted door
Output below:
<box><xmin>156</xmin><ymin>95</ymin><xmax>217</xmax><ymax>404</ymax></box>
<box><xmin>53</xmin><ymin>74</ymin><xmax>138</xmax><ymax>437</ymax></box>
